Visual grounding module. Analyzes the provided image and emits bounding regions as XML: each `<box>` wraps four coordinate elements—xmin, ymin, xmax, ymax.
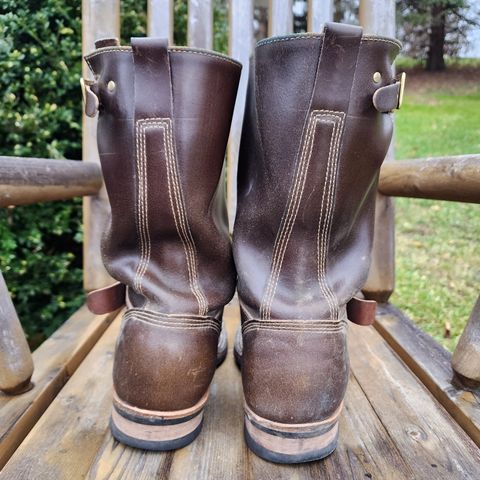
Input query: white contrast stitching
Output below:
<box><xmin>133</xmin><ymin>120</ymin><xmax>149</xmax><ymax>294</ymax></box>
<box><xmin>168</xmin><ymin>49</ymin><xmax>241</xmax><ymax>66</ymax></box>
<box><xmin>85</xmin><ymin>47</ymin><xmax>241</xmax><ymax>67</ymax></box>
<box><xmin>162</xmin><ymin>119</ymin><xmax>209</xmax><ymax>315</ymax></box>
<box><xmin>256</xmin><ymin>33</ymin><xmax>401</xmax><ymax>51</ymax></box>
<box><xmin>259</xmin><ymin>110</ymin><xmax>317</xmax><ymax>319</ymax></box>
<box><xmin>242</xmin><ymin>317</ymin><xmax>347</xmax><ymax>335</ymax></box>
<box><xmin>315</xmin><ymin>112</ymin><xmax>345</xmax><ymax>321</ymax></box>
<box><xmin>259</xmin><ymin>110</ymin><xmax>345</xmax><ymax>320</ymax></box>
<box><xmin>132</xmin><ymin>118</ymin><xmax>208</xmax><ymax>315</ymax></box>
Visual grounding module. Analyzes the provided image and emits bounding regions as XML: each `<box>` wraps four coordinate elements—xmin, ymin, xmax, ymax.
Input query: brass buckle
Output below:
<box><xmin>80</xmin><ymin>78</ymin><xmax>99</xmax><ymax>117</ymax></box>
<box><xmin>396</xmin><ymin>72</ymin><xmax>406</xmax><ymax>109</ymax></box>
<box><xmin>80</xmin><ymin>78</ymin><xmax>95</xmax><ymax>103</ymax></box>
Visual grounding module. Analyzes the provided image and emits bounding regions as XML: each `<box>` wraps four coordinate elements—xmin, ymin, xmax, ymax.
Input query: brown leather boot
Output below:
<box><xmin>83</xmin><ymin>38</ymin><xmax>241</xmax><ymax>450</ymax></box>
<box><xmin>233</xmin><ymin>23</ymin><xmax>403</xmax><ymax>463</ymax></box>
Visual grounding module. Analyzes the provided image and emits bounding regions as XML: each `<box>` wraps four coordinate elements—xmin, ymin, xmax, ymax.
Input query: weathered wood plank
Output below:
<box><xmin>359</xmin><ymin>0</ymin><xmax>396</xmax><ymax>38</ymax></box>
<box><xmin>360</xmin><ymin>0</ymin><xmax>396</xmax><ymax>303</ymax></box>
<box><xmin>0</xmin><ymin>313</ymin><xmax>121</xmax><ymax>479</ymax></box>
<box><xmin>6</xmin><ymin>303</ymin><xmax>479</xmax><ymax>478</ymax></box>
<box><xmin>0</xmin><ymin>156</ymin><xmax>102</xmax><ymax>207</ymax></box>
<box><xmin>375</xmin><ymin>303</ymin><xmax>480</xmax><ymax>448</ymax></box>
<box><xmin>0</xmin><ymin>271</ymin><xmax>33</xmax><ymax>394</ymax></box>
<box><xmin>452</xmin><ymin>296</ymin><xmax>480</xmax><ymax>386</ymax></box>
<box><xmin>147</xmin><ymin>0</ymin><xmax>173</xmax><ymax>41</ymax></box>
<box><xmin>350</xmin><ymin>318</ymin><xmax>480</xmax><ymax>477</ymax></box>
<box><xmin>227</xmin><ymin>0</ymin><xmax>253</xmax><ymax>227</ymax></box>
<box><xmin>187</xmin><ymin>0</ymin><xmax>213</xmax><ymax>49</ymax></box>
<box><xmin>379</xmin><ymin>155</ymin><xmax>480</xmax><ymax>204</ymax></box>
<box><xmin>268</xmin><ymin>0</ymin><xmax>293</xmax><ymax>37</ymax></box>
<box><xmin>83</xmin><ymin>304</ymin><xmax>414</xmax><ymax>479</ymax></box>
<box><xmin>307</xmin><ymin>0</ymin><xmax>333</xmax><ymax>32</ymax></box>
<box><xmin>82</xmin><ymin>0</ymin><xmax>119</xmax><ymax>291</ymax></box>
<box><xmin>0</xmin><ymin>306</ymin><xmax>117</xmax><ymax>469</ymax></box>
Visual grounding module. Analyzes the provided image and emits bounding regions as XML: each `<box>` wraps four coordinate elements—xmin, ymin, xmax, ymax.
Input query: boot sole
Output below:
<box><xmin>244</xmin><ymin>402</ymin><xmax>343</xmax><ymax>463</ymax></box>
<box><xmin>110</xmin><ymin>390</ymin><xmax>208</xmax><ymax>451</ymax></box>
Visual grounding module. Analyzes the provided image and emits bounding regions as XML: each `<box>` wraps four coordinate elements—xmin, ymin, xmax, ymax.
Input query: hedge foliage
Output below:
<box><xmin>0</xmin><ymin>1</ymin><xmax>226</xmax><ymax>347</ymax></box>
<box><xmin>0</xmin><ymin>0</ymin><xmax>84</xmax><ymax>347</ymax></box>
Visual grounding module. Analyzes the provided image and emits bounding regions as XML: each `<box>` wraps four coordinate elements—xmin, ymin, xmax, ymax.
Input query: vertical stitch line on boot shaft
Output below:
<box><xmin>259</xmin><ymin>114</ymin><xmax>315</xmax><ymax>319</ymax></box>
<box><xmin>153</xmin><ymin>120</ymin><xmax>198</xmax><ymax>308</ymax></box>
<box><xmin>326</xmin><ymin>115</ymin><xmax>346</xmax><ymax>320</ymax></box>
<box><xmin>144</xmin><ymin>119</ymin><xmax>206</xmax><ymax>315</ymax></box>
<box><xmin>134</xmin><ymin>121</ymin><xmax>148</xmax><ymax>294</ymax></box>
<box><xmin>260</xmin><ymin>111</ymin><xmax>332</xmax><ymax>319</ymax></box>
<box><xmin>316</xmin><ymin>112</ymin><xmax>345</xmax><ymax>322</ymax></box>
<box><xmin>260</xmin><ymin>110</ymin><xmax>344</xmax><ymax>321</ymax></box>
<box><xmin>163</xmin><ymin>119</ymin><xmax>208</xmax><ymax>315</ymax></box>
<box><xmin>134</xmin><ymin>121</ymin><xmax>153</xmax><ymax>294</ymax></box>
<box><xmin>133</xmin><ymin>118</ymin><xmax>208</xmax><ymax>315</ymax></box>
<box><xmin>262</xmin><ymin>113</ymin><xmax>324</xmax><ymax>319</ymax></box>
<box><xmin>315</xmin><ymin>114</ymin><xmax>339</xmax><ymax>319</ymax></box>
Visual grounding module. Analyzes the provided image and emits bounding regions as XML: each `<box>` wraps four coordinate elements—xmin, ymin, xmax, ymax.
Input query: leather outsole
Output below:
<box><xmin>243</xmin><ymin>402</ymin><xmax>342</xmax><ymax>464</ymax></box>
<box><xmin>111</xmin><ymin>390</ymin><xmax>208</xmax><ymax>451</ymax></box>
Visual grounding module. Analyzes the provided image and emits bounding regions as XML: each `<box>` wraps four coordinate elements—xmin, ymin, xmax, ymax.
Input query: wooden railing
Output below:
<box><xmin>0</xmin><ymin>0</ymin><xmax>478</xmax><ymax>434</ymax></box>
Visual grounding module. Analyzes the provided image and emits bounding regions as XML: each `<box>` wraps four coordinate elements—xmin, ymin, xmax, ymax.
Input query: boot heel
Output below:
<box><xmin>243</xmin><ymin>403</ymin><xmax>342</xmax><ymax>464</ymax></box>
<box><xmin>110</xmin><ymin>390</ymin><xmax>208</xmax><ymax>451</ymax></box>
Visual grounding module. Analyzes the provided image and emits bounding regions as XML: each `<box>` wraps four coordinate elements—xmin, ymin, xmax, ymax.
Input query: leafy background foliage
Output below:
<box><xmin>0</xmin><ymin>0</ymin><xmax>84</xmax><ymax>347</ymax></box>
<box><xmin>1</xmin><ymin>1</ymin><xmax>477</xmax><ymax>352</ymax></box>
<box><xmin>0</xmin><ymin>0</ymin><xmax>226</xmax><ymax>348</ymax></box>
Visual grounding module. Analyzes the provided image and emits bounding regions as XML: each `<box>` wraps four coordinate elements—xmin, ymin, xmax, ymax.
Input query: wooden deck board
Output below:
<box><xmin>349</xmin><ymin>322</ymin><xmax>480</xmax><ymax>478</ymax></box>
<box><xmin>0</xmin><ymin>312</ymin><xmax>121</xmax><ymax>479</ymax></box>
<box><xmin>0</xmin><ymin>313</ymin><xmax>121</xmax><ymax>479</ymax></box>
<box><xmin>0</xmin><ymin>306</ymin><xmax>118</xmax><ymax>469</ymax></box>
<box><xmin>374</xmin><ymin>303</ymin><xmax>480</xmax><ymax>447</ymax></box>
<box><xmin>1</xmin><ymin>304</ymin><xmax>480</xmax><ymax>479</ymax></box>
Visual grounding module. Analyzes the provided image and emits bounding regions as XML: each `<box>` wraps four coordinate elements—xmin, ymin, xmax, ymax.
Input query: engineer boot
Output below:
<box><xmin>83</xmin><ymin>37</ymin><xmax>241</xmax><ymax>450</ymax></box>
<box><xmin>233</xmin><ymin>22</ymin><xmax>403</xmax><ymax>463</ymax></box>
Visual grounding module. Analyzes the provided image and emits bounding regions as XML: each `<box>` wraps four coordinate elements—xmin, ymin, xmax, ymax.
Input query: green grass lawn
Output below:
<box><xmin>392</xmin><ymin>66</ymin><xmax>480</xmax><ymax>351</ymax></box>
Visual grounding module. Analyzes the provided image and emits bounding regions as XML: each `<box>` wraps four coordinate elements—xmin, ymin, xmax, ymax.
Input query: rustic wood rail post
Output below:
<box><xmin>227</xmin><ymin>0</ymin><xmax>253</xmax><ymax>226</ymax></box>
<box><xmin>0</xmin><ymin>157</ymin><xmax>102</xmax><ymax>207</ymax></box>
<box><xmin>148</xmin><ymin>0</ymin><xmax>173</xmax><ymax>41</ymax></box>
<box><xmin>379</xmin><ymin>155</ymin><xmax>480</xmax><ymax>203</ymax></box>
<box><xmin>360</xmin><ymin>0</ymin><xmax>396</xmax><ymax>303</ymax></box>
<box><xmin>82</xmin><ymin>0</ymin><xmax>120</xmax><ymax>292</ymax></box>
<box><xmin>452</xmin><ymin>296</ymin><xmax>480</xmax><ymax>388</ymax></box>
<box><xmin>269</xmin><ymin>0</ymin><xmax>293</xmax><ymax>36</ymax></box>
<box><xmin>308</xmin><ymin>0</ymin><xmax>333</xmax><ymax>31</ymax></box>
<box><xmin>188</xmin><ymin>0</ymin><xmax>213</xmax><ymax>49</ymax></box>
<box><xmin>0</xmin><ymin>271</ymin><xmax>33</xmax><ymax>395</ymax></box>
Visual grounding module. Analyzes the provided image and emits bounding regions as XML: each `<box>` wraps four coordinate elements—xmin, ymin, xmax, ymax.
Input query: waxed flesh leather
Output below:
<box><xmin>233</xmin><ymin>23</ymin><xmax>401</xmax><ymax>424</ymax></box>
<box><xmin>85</xmin><ymin>39</ymin><xmax>241</xmax><ymax>411</ymax></box>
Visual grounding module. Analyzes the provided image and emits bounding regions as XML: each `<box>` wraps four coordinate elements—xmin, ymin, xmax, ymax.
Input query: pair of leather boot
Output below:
<box><xmin>83</xmin><ymin>22</ymin><xmax>403</xmax><ymax>463</ymax></box>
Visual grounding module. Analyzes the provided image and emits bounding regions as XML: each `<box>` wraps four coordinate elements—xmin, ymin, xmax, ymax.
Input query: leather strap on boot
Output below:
<box><xmin>87</xmin><ymin>282</ymin><xmax>126</xmax><ymax>315</ymax></box>
<box><xmin>312</xmin><ymin>22</ymin><xmax>363</xmax><ymax>113</ymax></box>
<box><xmin>373</xmin><ymin>72</ymin><xmax>406</xmax><ymax>112</ymax></box>
<box><xmin>132</xmin><ymin>37</ymin><xmax>173</xmax><ymax>119</ymax></box>
<box><xmin>347</xmin><ymin>297</ymin><xmax>376</xmax><ymax>326</ymax></box>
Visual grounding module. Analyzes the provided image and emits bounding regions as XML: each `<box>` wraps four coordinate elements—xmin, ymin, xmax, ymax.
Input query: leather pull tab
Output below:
<box><xmin>80</xmin><ymin>78</ymin><xmax>99</xmax><ymax>117</ymax></box>
<box><xmin>87</xmin><ymin>282</ymin><xmax>126</xmax><ymax>315</ymax></box>
<box><xmin>131</xmin><ymin>37</ymin><xmax>173</xmax><ymax>120</ymax></box>
<box><xmin>347</xmin><ymin>297</ymin><xmax>376</xmax><ymax>326</ymax></box>
<box><xmin>95</xmin><ymin>37</ymin><xmax>120</xmax><ymax>49</ymax></box>
<box><xmin>373</xmin><ymin>72</ymin><xmax>406</xmax><ymax>112</ymax></box>
<box><xmin>311</xmin><ymin>22</ymin><xmax>363</xmax><ymax>112</ymax></box>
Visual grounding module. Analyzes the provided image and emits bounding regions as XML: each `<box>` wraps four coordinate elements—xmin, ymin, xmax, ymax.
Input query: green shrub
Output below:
<box><xmin>0</xmin><ymin>0</ymin><xmax>84</xmax><ymax>348</ymax></box>
<box><xmin>0</xmin><ymin>1</ymin><xmax>227</xmax><ymax>348</ymax></box>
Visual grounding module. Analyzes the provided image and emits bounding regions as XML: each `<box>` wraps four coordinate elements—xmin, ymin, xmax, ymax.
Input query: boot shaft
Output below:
<box><xmin>234</xmin><ymin>25</ymin><xmax>401</xmax><ymax>321</ymax></box>
<box><xmin>85</xmin><ymin>38</ymin><xmax>241</xmax><ymax>315</ymax></box>
<box><xmin>234</xmin><ymin>24</ymin><xmax>403</xmax><ymax>461</ymax></box>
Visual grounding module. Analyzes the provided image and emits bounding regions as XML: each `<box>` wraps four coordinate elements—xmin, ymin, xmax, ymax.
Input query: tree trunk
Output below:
<box><xmin>426</xmin><ymin>4</ymin><xmax>446</xmax><ymax>71</ymax></box>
